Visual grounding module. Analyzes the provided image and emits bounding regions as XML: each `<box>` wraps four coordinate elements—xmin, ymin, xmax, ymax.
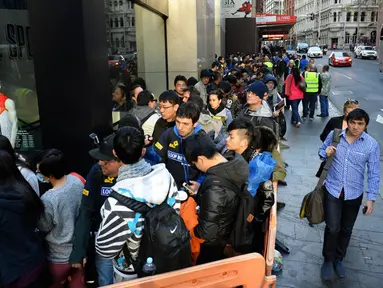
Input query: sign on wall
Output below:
<box><xmin>221</xmin><ymin>0</ymin><xmax>253</xmax><ymax>19</ymax></box>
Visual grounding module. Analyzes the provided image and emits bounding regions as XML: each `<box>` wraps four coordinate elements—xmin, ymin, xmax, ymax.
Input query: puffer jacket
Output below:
<box><xmin>194</xmin><ymin>151</ymin><xmax>249</xmax><ymax>246</ymax></box>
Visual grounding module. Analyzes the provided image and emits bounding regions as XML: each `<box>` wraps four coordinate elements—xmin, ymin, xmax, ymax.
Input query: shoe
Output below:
<box><xmin>278</xmin><ymin>180</ymin><xmax>287</xmax><ymax>186</ymax></box>
<box><xmin>277</xmin><ymin>202</ymin><xmax>286</xmax><ymax>210</ymax></box>
<box><xmin>296</xmin><ymin>122</ymin><xmax>301</xmax><ymax>128</ymax></box>
<box><xmin>334</xmin><ymin>260</ymin><xmax>345</xmax><ymax>278</ymax></box>
<box><xmin>321</xmin><ymin>261</ymin><xmax>334</xmax><ymax>281</ymax></box>
<box><xmin>302</xmin><ymin>117</ymin><xmax>307</xmax><ymax>120</ymax></box>
<box><xmin>317</xmin><ymin>114</ymin><xmax>326</xmax><ymax>117</ymax></box>
<box><xmin>309</xmin><ymin>117</ymin><xmax>314</xmax><ymax>121</ymax></box>
<box><xmin>280</xmin><ymin>142</ymin><xmax>290</xmax><ymax>150</ymax></box>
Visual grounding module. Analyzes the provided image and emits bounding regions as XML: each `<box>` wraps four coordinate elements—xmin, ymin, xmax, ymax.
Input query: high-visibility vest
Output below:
<box><xmin>304</xmin><ymin>72</ymin><xmax>319</xmax><ymax>93</ymax></box>
<box><xmin>264</xmin><ymin>61</ymin><xmax>273</xmax><ymax>68</ymax></box>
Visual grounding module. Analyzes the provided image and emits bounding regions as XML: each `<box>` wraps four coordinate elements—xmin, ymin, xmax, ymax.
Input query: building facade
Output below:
<box><xmin>265</xmin><ymin>0</ymin><xmax>284</xmax><ymax>14</ymax></box>
<box><xmin>294</xmin><ymin>0</ymin><xmax>379</xmax><ymax>47</ymax></box>
<box><xmin>284</xmin><ymin>0</ymin><xmax>295</xmax><ymax>16</ymax></box>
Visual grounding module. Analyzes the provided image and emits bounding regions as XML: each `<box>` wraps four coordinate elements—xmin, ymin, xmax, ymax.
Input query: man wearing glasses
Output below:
<box><xmin>69</xmin><ymin>134</ymin><xmax>123</xmax><ymax>286</ymax></box>
<box><xmin>152</xmin><ymin>90</ymin><xmax>181</xmax><ymax>143</ymax></box>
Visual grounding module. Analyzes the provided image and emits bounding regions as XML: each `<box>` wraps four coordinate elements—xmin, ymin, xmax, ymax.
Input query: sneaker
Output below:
<box><xmin>280</xmin><ymin>142</ymin><xmax>290</xmax><ymax>150</ymax></box>
<box><xmin>309</xmin><ymin>117</ymin><xmax>314</xmax><ymax>121</ymax></box>
<box><xmin>277</xmin><ymin>202</ymin><xmax>286</xmax><ymax>210</ymax></box>
<box><xmin>334</xmin><ymin>260</ymin><xmax>345</xmax><ymax>278</ymax></box>
<box><xmin>278</xmin><ymin>180</ymin><xmax>287</xmax><ymax>186</ymax></box>
<box><xmin>302</xmin><ymin>117</ymin><xmax>307</xmax><ymax>120</ymax></box>
<box><xmin>317</xmin><ymin>114</ymin><xmax>326</xmax><ymax>117</ymax></box>
<box><xmin>321</xmin><ymin>261</ymin><xmax>334</xmax><ymax>281</ymax></box>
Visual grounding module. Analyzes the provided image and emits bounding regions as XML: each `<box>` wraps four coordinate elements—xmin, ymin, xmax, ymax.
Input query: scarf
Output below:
<box><xmin>208</xmin><ymin>102</ymin><xmax>225</xmax><ymax>116</ymax></box>
<box><xmin>117</xmin><ymin>159</ymin><xmax>152</xmax><ymax>182</ymax></box>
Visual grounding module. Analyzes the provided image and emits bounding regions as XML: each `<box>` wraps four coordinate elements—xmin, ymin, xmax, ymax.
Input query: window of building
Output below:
<box><xmin>346</xmin><ymin>12</ymin><xmax>351</xmax><ymax>22</ymax></box>
<box><xmin>114</xmin><ymin>1</ymin><xmax>117</xmax><ymax>6</ymax></box>
<box><xmin>120</xmin><ymin>17</ymin><xmax>124</xmax><ymax>27</ymax></box>
<box><xmin>333</xmin><ymin>12</ymin><xmax>337</xmax><ymax>22</ymax></box>
<box><xmin>338</xmin><ymin>12</ymin><xmax>341</xmax><ymax>22</ymax></box>
<box><xmin>371</xmin><ymin>12</ymin><xmax>375</xmax><ymax>22</ymax></box>
<box><xmin>110</xmin><ymin>18</ymin><xmax>113</xmax><ymax>28</ymax></box>
<box><xmin>119</xmin><ymin>0</ymin><xmax>123</xmax><ymax>5</ymax></box>
<box><xmin>115</xmin><ymin>38</ymin><xmax>119</xmax><ymax>48</ymax></box>
<box><xmin>361</xmin><ymin>12</ymin><xmax>365</xmax><ymax>22</ymax></box>
<box><xmin>109</xmin><ymin>1</ymin><xmax>112</xmax><ymax>6</ymax></box>
<box><xmin>114</xmin><ymin>18</ymin><xmax>118</xmax><ymax>27</ymax></box>
<box><xmin>345</xmin><ymin>32</ymin><xmax>350</xmax><ymax>43</ymax></box>
<box><xmin>132</xmin><ymin>17</ymin><xmax>135</xmax><ymax>26</ymax></box>
<box><xmin>127</xmin><ymin>16</ymin><xmax>130</xmax><ymax>26</ymax></box>
<box><xmin>334</xmin><ymin>0</ymin><xmax>337</xmax><ymax>3</ymax></box>
<box><xmin>353</xmin><ymin>12</ymin><xmax>358</xmax><ymax>22</ymax></box>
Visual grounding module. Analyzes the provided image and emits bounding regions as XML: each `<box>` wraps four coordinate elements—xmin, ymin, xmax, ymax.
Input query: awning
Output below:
<box><xmin>255</xmin><ymin>14</ymin><xmax>296</xmax><ymax>37</ymax></box>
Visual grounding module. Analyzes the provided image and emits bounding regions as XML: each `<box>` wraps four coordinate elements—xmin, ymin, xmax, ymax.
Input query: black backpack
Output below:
<box><xmin>199</xmin><ymin>176</ymin><xmax>256</xmax><ymax>252</ymax></box>
<box><xmin>110</xmin><ymin>190</ymin><xmax>192</xmax><ymax>277</ymax></box>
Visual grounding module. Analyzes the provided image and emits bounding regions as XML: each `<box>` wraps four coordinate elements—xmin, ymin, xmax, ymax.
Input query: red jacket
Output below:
<box><xmin>285</xmin><ymin>74</ymin><xmax>304</xmax><ymax>101</ymax></box>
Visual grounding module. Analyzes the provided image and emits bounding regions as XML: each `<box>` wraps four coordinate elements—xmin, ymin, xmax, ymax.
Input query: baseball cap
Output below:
<box><xmin>89</xmin><ymin>134</ymin><xmax>115</xmax><ymax>161</ymax></box>
<box><xmin>247</xmin><ymin>81</ymin><xmax>268</xmax><ymax>97</ymax></box>
<box><xmin>200</xmin><ymin>69</ymin><xmax>211</xmax><ymax>78</ymax></box>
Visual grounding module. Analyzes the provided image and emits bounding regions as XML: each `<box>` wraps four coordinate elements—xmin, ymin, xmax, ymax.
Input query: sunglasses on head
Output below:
<box><xmin>344</xmin><ymin>98</ymin><xmax>358</xmax><ymax>105</ymax></box>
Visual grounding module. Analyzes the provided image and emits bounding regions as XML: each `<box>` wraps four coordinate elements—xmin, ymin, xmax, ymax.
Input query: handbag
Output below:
<box><xmin>299</xmin><ymin>129</ymin><xmax>341</xmax><ymax>224</ymax></box>
<box><xmin>298</xmin><ymin>80</ymin><xmax>307</xmax><ymax>92</ymax></box>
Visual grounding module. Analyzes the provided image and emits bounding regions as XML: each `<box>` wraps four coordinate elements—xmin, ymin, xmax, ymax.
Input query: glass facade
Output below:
<box><xmin>0</xmin><ymin>1</ymin><xmax>41</xmax><ymax>151</ymax></box>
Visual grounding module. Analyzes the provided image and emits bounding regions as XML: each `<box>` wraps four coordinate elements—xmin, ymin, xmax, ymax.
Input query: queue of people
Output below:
<box><xmin>0</xmin><ymin>51</ymin><xmax>379</xmax><ymax>288</ymax></box>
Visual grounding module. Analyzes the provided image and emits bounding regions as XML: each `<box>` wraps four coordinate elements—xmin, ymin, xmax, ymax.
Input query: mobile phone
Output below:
<box><xmin>363</xmin><ymin>206</ymin><xmax>367</xmax><ymax>214</ymax></box>
<box><xmin>182</xmin><ymin>182</ymin><xmax>196</xmax><ymax>195</ymax></box>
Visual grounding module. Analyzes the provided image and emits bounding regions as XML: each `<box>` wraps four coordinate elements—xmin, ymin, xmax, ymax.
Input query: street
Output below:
<box><xmin>276</xmin><ymin>55</ymin><xmax>383</xmax><ymax>288</ymax></box>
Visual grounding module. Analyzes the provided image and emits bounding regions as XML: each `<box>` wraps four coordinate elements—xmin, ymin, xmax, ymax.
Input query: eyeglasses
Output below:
<box><xmin>159</xmin><ymin>105</ymin><xmax>174</xmax><ymax>110</ymax></box>
<box><xmin>344</xmin><ymin>98</ymin><xmax>358</xmax><ymax>105</ymax></box>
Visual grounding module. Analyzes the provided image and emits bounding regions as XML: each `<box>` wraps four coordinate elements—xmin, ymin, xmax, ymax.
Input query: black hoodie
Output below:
<box><xmin>0</xmin><ymin>191</ymin><xmax>44</xmax><ymax>286</ymax></box>
<box><xmin>195</xmin><ymin>151</ymin><xmax>249</xmax><ymax>246</ymax></box>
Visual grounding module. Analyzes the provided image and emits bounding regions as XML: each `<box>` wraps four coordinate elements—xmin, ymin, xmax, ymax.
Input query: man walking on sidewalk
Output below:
<box><xmin>318</xmin><ymin>109</ymin><xmax>380</xmax><ymax>281</ymax></box>
<box><xmin>302</xmin><ymin>64</ymin><xmax>321</xmax><ymax>121</ymax></box>
<box><xmin>317</xmin><ymin>65</ymin><xmax>332</xmax><ymax>117</ymax></box>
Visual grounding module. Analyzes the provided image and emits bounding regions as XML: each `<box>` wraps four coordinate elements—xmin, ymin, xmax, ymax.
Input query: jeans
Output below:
<box><xmin>49</xmin><ymin>262</ymin><xmax>84</xmax><ymax>288</ymax></box>
<box><xmin>322</xmin><ymin>189</ymin><xmax>362</xmax><ymax>262</ymax></box>
<box><xmin>302</xmin><ymin>92</ymin><xmax>318</xmax><ymax>118</ymax></box>
<box><xmin>95</xmin><ymin>253</ymin><xmax>114</xmax><ymax>286</ymax></box>
<box><xmin>290</xmin><ymin>99</ymin><xmax>302</xmax><ymax>124</ymax></box>
<box><xmin>319</xmin><ymin>95</ymin><xmax>329</xmax><ymax>116</ymax></box>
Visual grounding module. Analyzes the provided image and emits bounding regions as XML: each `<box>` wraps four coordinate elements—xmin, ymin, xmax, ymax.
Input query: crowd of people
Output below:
<box><xmin>0</xmin><ymin>50</ymin><xmax>380</xmax><ymax>287</ymax></box>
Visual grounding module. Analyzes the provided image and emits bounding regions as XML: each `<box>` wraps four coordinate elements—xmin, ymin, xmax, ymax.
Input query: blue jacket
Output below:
<box><xmin>153</xmin><ymin>124</ymin><xmax>205</xmax><ymax>188</ymax></box>
<box><xmin>299</xmin><ymin>59</ymin><xmax>309</xmax><ymax>71</ymax></box>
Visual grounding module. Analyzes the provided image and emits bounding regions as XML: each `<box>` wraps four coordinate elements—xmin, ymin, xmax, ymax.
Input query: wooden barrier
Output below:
<box><xmin>104</xmin><ymin>253</ymin><xmax>276</xmax><ymax>288</ymax></box>
<box><xmin>264</xmin><ymin>183</ymin><xmax>278</xmax><ymax>276</ymax></box>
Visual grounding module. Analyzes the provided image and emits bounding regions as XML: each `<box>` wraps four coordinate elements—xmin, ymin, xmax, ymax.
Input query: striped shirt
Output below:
<box><xmin>319</xmin><ymin>130</ymin><xmax>380</xmax><ymax>201</ymax></box>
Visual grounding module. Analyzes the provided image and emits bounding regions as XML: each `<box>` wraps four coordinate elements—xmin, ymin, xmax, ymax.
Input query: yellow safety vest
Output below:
<box><xmin>264</xmin><ymin>61</ymin><xmax>273</xmax><ymax>68</ymax></box>
<box><xmin>304</xmin><ymin>72</ymin><xmax>319</xmax><ymax>93</ymax></box>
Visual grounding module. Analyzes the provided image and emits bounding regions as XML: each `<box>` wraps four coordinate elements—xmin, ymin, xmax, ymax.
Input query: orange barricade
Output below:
<box><xmin>104</xmin><ymin>253</ymin><xmax>276</xmax><ymax>288</ymax></box>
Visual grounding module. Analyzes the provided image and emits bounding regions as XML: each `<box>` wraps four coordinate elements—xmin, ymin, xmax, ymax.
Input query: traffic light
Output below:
<box><xmin>310</xmin><ymin>13</ymin><xmax>315</xmax><ymax>20</ymax></box>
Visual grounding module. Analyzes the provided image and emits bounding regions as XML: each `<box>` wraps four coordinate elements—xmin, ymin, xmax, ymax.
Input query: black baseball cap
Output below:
<box><xmin>89</xmin><ymin>134</ymin><xmax>115</xmax><ymax>161</ymax></box>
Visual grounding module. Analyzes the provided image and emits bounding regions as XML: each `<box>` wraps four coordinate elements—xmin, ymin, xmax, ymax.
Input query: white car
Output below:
<box><xmin>355</xmin><ymin>46</ymin><xmax>377</xmax><ymax>59</ymax></box>
<box><xmin>307</xmin><ymin>47</ymin><xmax>323</xmax><ymax>58</ymax></box>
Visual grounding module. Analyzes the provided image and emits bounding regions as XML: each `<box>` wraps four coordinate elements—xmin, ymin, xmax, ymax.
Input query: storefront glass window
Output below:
<box><xmin>0</xmin><ymin>1</ymin><xmax>42</xmax><ymax>151</ymax></box>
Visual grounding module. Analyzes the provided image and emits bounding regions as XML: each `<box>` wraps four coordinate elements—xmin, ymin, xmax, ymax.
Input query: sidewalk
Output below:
<box><xmin>276</xmin><ymin>102</ymin><xmax>383</xmax><ymax>288</ymax></box>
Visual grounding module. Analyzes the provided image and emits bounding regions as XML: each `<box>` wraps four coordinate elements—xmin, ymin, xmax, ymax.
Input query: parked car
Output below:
<box><xmin>328</xmin><ymin>52</ymin><xmax>352</xmax><ymax>67</ymax></box>
<box><xmin>296</xmin><ymin>43</ymin><xmax>309</xmax><ymax>53</ymax></box>
<box><xmin>354</xmin><ymin>46</ymin><xmax>377</xmax><ymax>59</ymax></box>
<box><xmin>307</xmin><ymin>46</ymin><xmax>323</xmax><ymax>58</ymax></box>
<box><xmin>108</xmin><ymin>55</ymin><xmax>126</xmax><ymax>69</ymax></box>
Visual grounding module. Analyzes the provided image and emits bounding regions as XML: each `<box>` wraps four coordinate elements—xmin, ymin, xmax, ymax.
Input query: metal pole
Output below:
<box><xmin>318</xmin><ymin>0</ymin><xmax>321</xmax><ymax>44</ymax></box>
<box><xmin>356</xmin><ymin>0</ymin><xmax>361</xmax><ymax>44</ymax></box>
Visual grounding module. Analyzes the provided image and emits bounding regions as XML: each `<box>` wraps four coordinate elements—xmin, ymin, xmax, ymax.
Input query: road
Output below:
<box><xmin>313</xmin><ymin>53</ymin><xmax>383</xmax><ymax>154</ymax></box>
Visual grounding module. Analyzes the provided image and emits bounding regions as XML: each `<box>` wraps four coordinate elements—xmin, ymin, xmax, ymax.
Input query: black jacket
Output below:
<box><xmin>194</xmin><ymin>151</ymin><xmax>249</xmax><ymax>246</ymax></box>
<box><xmin>0</xmin><ymin>190</ymin><xmax>45</xmax><ymax>286</ymax></box>
<box><xmin>69</xmin><ymin>164</ymin><xmax>117</xmax><ymax>264</ymax></box>
<box><xmin>152</xmin><ymin>118</ymin><xmax>176</xmax><ymax>143</ymax></box>
<box><xmin>320</xmin><ymin>116</ymin><xmax>343</xmax><ymax>142</ymax></box>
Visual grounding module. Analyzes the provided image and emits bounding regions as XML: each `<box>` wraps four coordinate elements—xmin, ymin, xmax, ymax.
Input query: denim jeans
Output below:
<box><xmin>319</xmin><ymin>95</ymin><xmax>329</xmax><ymax>116</ymax></box>
<box><xmin>322</xmin><ymin>189</ymin><xmax>362</xmax><ymax>262</ymax></box>
<box><xmin>302</xmin><ymin>92</ymin><xmax>318</xmax><ymax>118</ymax></box>
<box><xmin>290</xmin><ymin>99</ymin><xmax>302</xmax><ymax>124</ymax></box>
<box><xmin>95</xmin><ymin>253</ymin><xmax>114</xmax><ymax>286</ymax></box>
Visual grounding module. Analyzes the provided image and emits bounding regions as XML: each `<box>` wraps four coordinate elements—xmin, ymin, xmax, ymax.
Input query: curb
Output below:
<box><xmin>328</xmin><ymin>99</ymin><xmax>342</xmax><ymax>117</ymax></box>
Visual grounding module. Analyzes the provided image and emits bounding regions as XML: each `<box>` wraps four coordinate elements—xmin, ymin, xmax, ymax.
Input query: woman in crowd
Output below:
<box><xmin>320</xmin><ymin>98</ymin><xmax>359</xmax><ymax>142</ymax></box>
<box><xmin>0</xmin><ymin>150</ymin><xmax>46</xmax><ymax>288</ymax></box>
<box><xmin>37</xmin><ymin>149</ymin><xmax>85</xmax><ymax>288</ymax></box>
<box><xmin>112</xmin><ymin>83</ymin><xmax>134</xmax><ymax>112</ymax></box>
<box><xmin>0</xmin><ymin>135</ymin><xmax>40</xmax><ymax>196</ymax></box>
<box><xmin>285</xmin><ymin>67</ymin><xmax>304</xmax><ymax>128</ymax></box>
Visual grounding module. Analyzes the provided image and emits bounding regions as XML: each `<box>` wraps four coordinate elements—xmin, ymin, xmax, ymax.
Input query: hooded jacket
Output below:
<box><xmin>208</xmin><ymin>108</ymin><xmax>233</xmax><ymax>152</ymax></box>
<box><xmin>95</xmin><ymin>163</ymin><xmax>182</xmax><ymax>273</ymax></box>
<box><xmin>263</xmin><ymin>74</ymin><xmax>281</xmax><ymax>106</ymax></box>
<box><xmin>239</xmin><ymin>102</ymin><xmax>279</xmax><ymax>137</ymax></box>
<box><xmin>0</xmin><ymin>191</ymin><xmax>44</xmax><ymax>286</ymax></box>
<box><xmin>195</xmin><ymin>151</ymin><xmax>249</xmax><ymax>246</ymax></box>
<box><xmin>154</xmin><ymin>124</ymin><xmax>204</xmax><ymax>188</ymax></box>
<box><xmin>194</xmin><ymin>81</ymin><xmax>208</xmax><ymax>104</ymax></box>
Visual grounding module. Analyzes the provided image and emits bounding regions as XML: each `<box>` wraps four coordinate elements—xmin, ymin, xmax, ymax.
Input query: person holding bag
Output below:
<box><xmin>284</xmin><ymin>67</ymin><xmax>304</xmax><ymax>128</ymax></box>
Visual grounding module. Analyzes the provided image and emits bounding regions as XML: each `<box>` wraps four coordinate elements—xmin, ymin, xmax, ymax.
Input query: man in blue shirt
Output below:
<box><xmin>318</xmin><ymin>109</ymin><xmax>380</xmax><ymax>281</ymax></box>
<box><xmin>299</xmin><ymin>55</ymin><xmax>309</xmax><ymax>71</ymax></box>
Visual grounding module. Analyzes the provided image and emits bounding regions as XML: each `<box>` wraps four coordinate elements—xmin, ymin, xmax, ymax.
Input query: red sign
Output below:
<box><xmin>256</xmin><ymin>14</ymin><xmax>296</xmax><ymax>25</ymax></box>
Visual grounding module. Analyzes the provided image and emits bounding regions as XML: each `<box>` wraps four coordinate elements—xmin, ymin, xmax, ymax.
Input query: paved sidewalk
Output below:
<box><xmin>276</xmin><ymin>102</ymin><xmax>383</xmax><ymax>288</ymax></box>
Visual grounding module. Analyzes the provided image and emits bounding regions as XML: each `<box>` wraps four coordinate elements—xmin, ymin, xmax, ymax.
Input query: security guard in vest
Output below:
<box><xmin>69</xmin><ymin>134</ymin><xmax>123</xmax><ymax>287</ymax></box>
<box><xmin>302</xmin><ymin>64</ymin><xmax>322</xmax><ymax>120</ymax></box>
<box><xmin>264</xmin><ymin>55</ymin><xmax>274</xmax><ymax>69</ymax></box>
